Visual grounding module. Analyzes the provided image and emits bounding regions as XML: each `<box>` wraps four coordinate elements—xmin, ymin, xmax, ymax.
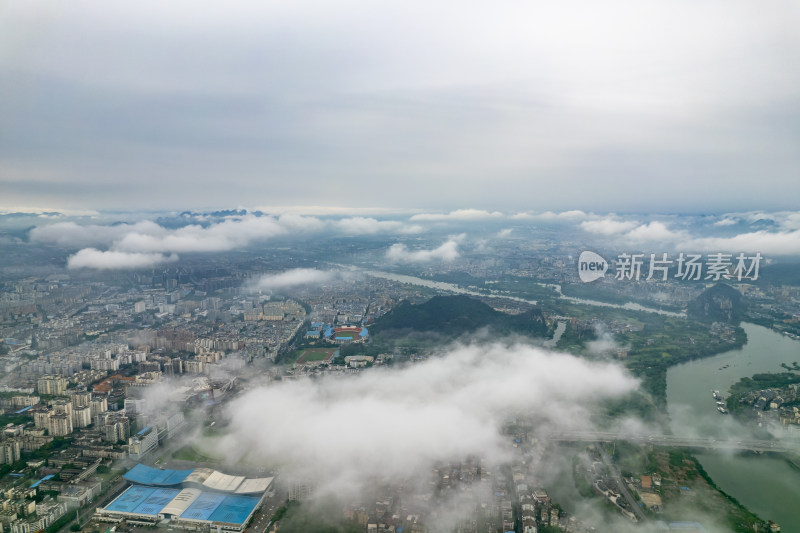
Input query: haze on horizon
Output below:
<box><xmin>1</xmin><ymin>0</ymin><xmax>799</xmax><ymax>213</ymax></box>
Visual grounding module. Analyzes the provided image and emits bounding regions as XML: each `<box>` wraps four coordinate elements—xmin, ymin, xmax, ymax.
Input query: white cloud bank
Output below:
<box><xmin>511</xmin><ymin>210</ymin><xmax>588</xmax><ymax>221</ymax></box>
<box><xmin>66</xmin><ymin>248</ymin><xmax>178</xmax><ymax>270</ymax></box>
<box><xmin>681</xmin><ymin>229</ymin><xmax>800</xmax><ymax>256</ymax></box>
<box><xmin>580</xmin><ymin>216</ymin><xmax>800</xmax><ymax>255</ymax></box>
<box><xmin>248</xmin><ymin>268</ymin><xmax>338</xmax><ymax>291</ymax></box>
<box><xmin>580</xmin><ymin>218</ymin><xmax>639</xmax><ymax>235</ymax></box>
<box><xmin>213</xmin><ymin>342</ymin><xmax>638</xmax><ymax>496</ymax></box>
<box><xmin>386</xmin><ymin>239</ymin><xmax>460</xmax><ymax>263</ymax></box>
<box><xmin>410</xmin><ymin>209</ymin><xmax>504</xmax><ymax>222</ymax></box>
<box><xmin>31</xmin><ymin>214</ymin><xmax>426</xmax><ymax>269</ymax></box>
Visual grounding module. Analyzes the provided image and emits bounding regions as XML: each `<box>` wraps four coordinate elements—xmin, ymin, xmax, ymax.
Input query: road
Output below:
<box><xmin>55</xmin><ymin>474</ymin><xmax>128</xmax><ymax>533</ymax></box>
<box><xmin>597</xmin><ymin>445</ymin><xmax>646</xmax><ymax>522</ymax></box>
<box><xmin>245</xmin><ymin>487</ymin><xmax>283</xmax><ymax>533</ymax></box>
<box><xmin>547</xmin><ymin>431</ymin><xmax>798</xmax><ymax>454</ymax></box>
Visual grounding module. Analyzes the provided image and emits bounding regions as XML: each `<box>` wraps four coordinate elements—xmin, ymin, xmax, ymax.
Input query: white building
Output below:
<box><xmin>72</xmin><ymin>405</ymin><xmax>92</xmax><ymax>428</ymax></box>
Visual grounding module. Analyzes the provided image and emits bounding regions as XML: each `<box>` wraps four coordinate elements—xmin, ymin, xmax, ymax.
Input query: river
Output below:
<box><xmin>363</xmin><ymin>269</ymin><xmax>799</xmax><ymax>526</ymax></box>
<box><xmin>666</xmin><ymin>323</ymin><xmax>800</xmax><ymax>529</ymax></box>
<box><xmin>364</xmin><ymin>270</ymin><xmax>685</xmax><ymax>317</ymax></box>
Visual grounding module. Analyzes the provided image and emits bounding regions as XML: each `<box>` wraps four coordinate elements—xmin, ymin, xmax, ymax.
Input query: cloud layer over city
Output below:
<box><xmin>22</xmin><ymin>208</ymin><xmax>800</xmax><ymax>269</ymax></box>
<box><xmin>212</xmin><ymin>342</ymin><xmax>638</xmax><ymax>496</ymax></box>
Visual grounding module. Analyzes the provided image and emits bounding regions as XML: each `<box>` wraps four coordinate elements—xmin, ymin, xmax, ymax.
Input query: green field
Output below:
<box><xmin>295</xmin><ymin>348</ymin><xmax>335</xmax><ymax>364</ymax></box>
<box><xmin>172</xmin><ymin>444</ymin><xmax>220</xmax><ymax>463</ymax></box>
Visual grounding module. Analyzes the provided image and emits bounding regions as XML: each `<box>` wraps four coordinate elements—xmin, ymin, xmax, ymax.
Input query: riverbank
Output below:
<box><xmin>667</xmin><ymin>323</ymin><xmax>800</xmax><ymax>529</ymax></box>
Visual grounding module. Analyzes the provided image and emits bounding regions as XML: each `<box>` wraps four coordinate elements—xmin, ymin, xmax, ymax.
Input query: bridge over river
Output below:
<box><xmin>546</xmin><ymin>431</ymin><xmax>799</xmax><ymax>454</ymax></box>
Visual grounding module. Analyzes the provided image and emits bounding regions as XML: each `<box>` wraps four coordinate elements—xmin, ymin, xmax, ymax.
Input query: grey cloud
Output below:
<box><xmin>1</xmin><ymin>1</ymin><xmax>798</xmax><ymax>212</ymax></box>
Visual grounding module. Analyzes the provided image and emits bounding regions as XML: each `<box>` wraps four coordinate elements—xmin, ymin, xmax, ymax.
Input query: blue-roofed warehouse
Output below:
<box><xmin>95</xmin><ymin>465</ymin><xmax>273</xmax><ymax>532</ymax></box>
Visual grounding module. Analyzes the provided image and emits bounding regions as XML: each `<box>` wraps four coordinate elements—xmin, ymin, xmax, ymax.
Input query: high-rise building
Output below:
<box><xmin>36</xmin><ymin>376</ymin><xmax>67</xmax><ymax>395</ymax></box>
<box><xmin>100</xmin><ymin>413</ymin><xmax>130</xmax><ymax>443</ymax></box>
<box><xmin>32</xmin><ymin>406</ymin><xmax>51</xmax><ymax>429</ymax></box>
<box><xmin>123</xmin><ymin>398</ymin><xmax>147</xmax><ymax>416</ymax></box>
<box><xmin>48</xmin><ymin>413</ymin><xmax>73</xmax><ymax>436</ymax></box>
<box><xmin>0</xmin><ymin>440</ymin><xmax>21</xmax><ymax>464</ymax></box>
<box><xmin>70</xmin><ymin>391</ymin><xmax>92</xmax><ymax>408</ymax></box>
<box><xmin>52</xmin><ymin>399</ymin><xmax>73</xmax><ymax>418</ymax></box>
<box><xmin>90</xmin><ymin>396</ymin><xmax>108</xmax><ymax>418</ymax></box>
<box><xmin>72</xmin><ymin>405</ymin><xmax>92</xmax><ymax>428</ymax></box>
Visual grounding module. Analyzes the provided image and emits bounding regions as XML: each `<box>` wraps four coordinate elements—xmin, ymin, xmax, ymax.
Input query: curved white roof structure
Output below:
<box><xmin>202</xmin><ymin>471</ymin><xmax>245</xmax><ymax>492</ymax></box>
<box><xmin>235</xmin><ymin>477</ymin><xmax>274</xmax><ymax>495</ymax></box>
<box><xmin>160</xmin><ymin>488</ymin><xmax>202</xmax><ymax>517</ymax></box>
<box><xmin>184</xmin><ymin>467</ymin><xmax>214</xmax><ymax>486</ymax></box>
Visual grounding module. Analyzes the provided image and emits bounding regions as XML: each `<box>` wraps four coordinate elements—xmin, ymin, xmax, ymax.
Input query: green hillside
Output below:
<box><xmin>370</xmin><ymin>295</ymin><xmax>548</xmax><ymax>340</ymax></box>
<box><xmin>687</xmin><ymin>283</ymin><xmax>746</xmax><ymax>323</ymax></box>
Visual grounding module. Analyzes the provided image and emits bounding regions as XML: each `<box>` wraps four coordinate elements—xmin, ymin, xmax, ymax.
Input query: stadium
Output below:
<box><xmin>323</xmin><ymin>325</ymin><xmax>368</xmax><ymax>343</ymax></box>
<box><xmin>94</xmin><ymin>464</ymin><xmax>273</xmax><ymax>532</ymax></box>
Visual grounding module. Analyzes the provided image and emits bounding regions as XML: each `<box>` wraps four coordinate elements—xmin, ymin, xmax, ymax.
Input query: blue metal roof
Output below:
<box><xmin>181</xmin><ymin>492</ymin><xmax>226</xmax><ymax>521</ymax></box>
<box><xmin>124</xmin><ymin>464</ymin><xmax>193</xmax><ymax>486</ymax></box>
<box><xmin>136</xmin><ymin>426</ymin><xmax>152</xmax><ymax>436</ymax></box>
<box><xmin>209</xmin><ymin>495</ymin><xmax>261</xmax><ymax>525</ymax></box>
<box><xmin>105</xmin><ymin>486</ymin><xmax>181</xmax><ymax>515</ymax></box>
<box><xmin>15</xmin><ymin>405</ymin><xmax>33</xmax><ymax>414</ymax></box>
<box><xmin>160</xmin><ymin>492</ymin><xmax>262</xmax><ymax>525</ymax></box>
<box><xmin>104</xmin><ymin>487</ymin><xmax>260</xmax><ymax>526</ymax></box>
<box><xmin>107</xmin><ymin>465</ymin><xmax>263</xmax><ymax>526</ymax></box>
<box><xmin>31</xmin><ymin>474</ymin><xmax>54</xmax><ymax>488</ymax></box>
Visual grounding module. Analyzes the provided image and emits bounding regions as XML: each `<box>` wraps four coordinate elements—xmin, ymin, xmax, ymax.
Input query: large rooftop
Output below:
<box><xmin>124</xmin><ymin>464</ymin><xmax>194</xmax><ymax>486</ymax></box>
<box><xmin>105</xmin><ymin>486</ymin><xmax>182</xmax><ymax>516</ymax></box>
<box><xmin>104</xmin><ymin>485</ymin><xmax>261</xmax><ymax>526</ymax></box>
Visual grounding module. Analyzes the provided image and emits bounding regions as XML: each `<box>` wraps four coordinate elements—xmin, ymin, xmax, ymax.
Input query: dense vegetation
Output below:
<box><xmin>729</xmin><ymin>372</ymin><xmax>800</xmax><ymax>396</ymax></box>
<box><xmin>687</xmin><ymin>283</ymin><xmax>746</xmax><ymax>323</ymax></box>
<box><xmin>272</xmin><ymin>501</ymin><xmax>362</xmax><ymax>533</ymax></box>
<box><xmin>726</xmin><ymin>372</ymin><xmax>800</xmax><ymax>414</ymax></box>
<box><xmin>370</xmin><ymin>295</ymin><xmax>548</xmax><ymax>341</ymax></box>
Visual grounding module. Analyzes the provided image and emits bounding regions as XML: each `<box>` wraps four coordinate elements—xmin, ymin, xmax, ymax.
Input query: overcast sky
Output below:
<box><xmin>1</xmin><ymin>1</ymin><xmax>799</xmax><ymax>213</ymax></box>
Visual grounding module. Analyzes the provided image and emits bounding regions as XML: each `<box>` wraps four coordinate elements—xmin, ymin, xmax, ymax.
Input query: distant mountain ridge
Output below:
<box><xmin>370</xmin><ymin>295</ymin><xmax>548</xmax><ymax>339</ymax></box>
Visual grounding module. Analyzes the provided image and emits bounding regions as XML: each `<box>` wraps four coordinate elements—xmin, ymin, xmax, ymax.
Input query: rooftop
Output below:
<box><xmin>124</xmin><ymin>464</ymin><xmax>194</xmax><ymax>486</ymax></box>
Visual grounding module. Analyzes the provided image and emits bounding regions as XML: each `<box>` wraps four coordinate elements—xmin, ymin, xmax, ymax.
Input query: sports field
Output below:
<box><xmin>295</xmin><ymin>348</ymin><xmax>336</xmax><ymax>364</ymax></box>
